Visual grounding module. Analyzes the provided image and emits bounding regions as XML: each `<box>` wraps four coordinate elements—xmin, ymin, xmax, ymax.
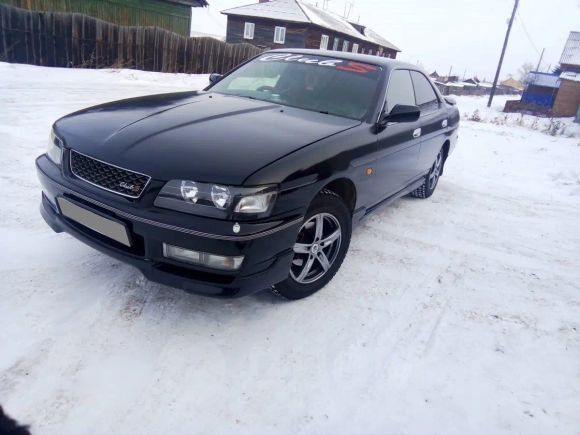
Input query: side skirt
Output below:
<box><xmin>352</xmin><ymin>174</ymin><xmax>427</xmax><ymax>227</ymax></box>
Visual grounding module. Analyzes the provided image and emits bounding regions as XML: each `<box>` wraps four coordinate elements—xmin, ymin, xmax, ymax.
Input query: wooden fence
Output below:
<box><xmin>0</xmin><ymin>3</ymin><xmax>263</xmax><ymax>74</ymax></box>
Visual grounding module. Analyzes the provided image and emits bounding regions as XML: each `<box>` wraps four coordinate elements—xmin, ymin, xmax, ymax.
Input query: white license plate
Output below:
<box><xmin>57</xmin><ymin>197</ymin><xmax>131</xmax><ymax>247</ymax></box>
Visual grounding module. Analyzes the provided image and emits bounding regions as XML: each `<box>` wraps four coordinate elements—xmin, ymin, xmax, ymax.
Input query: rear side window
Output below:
<box><xmin>386</xmin><ymin>70</ymin><xmax>415</xmax><ymax>112</ymax></box>
<box><xmin>410</xmin><ymin>71</ymin><xmax>438</xmax><ymax>106</ymax></box>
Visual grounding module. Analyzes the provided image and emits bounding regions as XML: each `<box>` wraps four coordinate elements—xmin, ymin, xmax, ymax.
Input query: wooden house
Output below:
<box><xmin>221</xmin><ymin>0</ymin><xmax>400</xmax><ymax>58</ymax></box>
<box><xmin>0</xmin><ymin>0</ymin><xmax>208</xmax><ymax>36</ymax></box>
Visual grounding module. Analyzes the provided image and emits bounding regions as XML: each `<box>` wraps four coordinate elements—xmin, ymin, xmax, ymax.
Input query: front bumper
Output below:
<box><xmin>36</xmin><ymin>155</ymin><xmax>301</xmax><ymax>297</ymax></box>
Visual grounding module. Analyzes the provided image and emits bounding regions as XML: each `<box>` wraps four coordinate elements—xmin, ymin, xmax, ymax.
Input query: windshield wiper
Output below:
<box><xmin>318</xmin><ymin>110</ymin><xmax>330</xmax><ymax>115</ymax></box>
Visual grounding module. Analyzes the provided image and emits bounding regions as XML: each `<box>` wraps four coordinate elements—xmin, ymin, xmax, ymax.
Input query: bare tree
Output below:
<box><xmin>518</xmin><ymin>62</ymin><xmax>534</xmax><ymax>82</ymax></box>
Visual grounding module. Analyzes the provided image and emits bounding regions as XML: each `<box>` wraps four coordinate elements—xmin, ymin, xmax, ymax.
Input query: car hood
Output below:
<box><xmin>55</xmin><ymin>92</ymin><xmax>360</xmax><ymax>185</ymax></box>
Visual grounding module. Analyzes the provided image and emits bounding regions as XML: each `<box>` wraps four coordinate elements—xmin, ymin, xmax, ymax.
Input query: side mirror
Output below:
<box><xmin>380</xmin><ymin>104</ymin><xmax>421</xmax><ymax>125</ymax></box>
<box><xmin>209</xmin><ymin>73</ymin><xmax>223</xmax><ymax>85</ymax></box>
<box><xmin>444</xmin><ymin>96</ymin><xmax>457</xmax><ymax>106</ymax></box>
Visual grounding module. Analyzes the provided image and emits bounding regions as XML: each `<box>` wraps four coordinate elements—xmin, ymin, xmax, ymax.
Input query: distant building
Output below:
<box><xmin>429</xmin><ymin>71</ymin><xmax>440</xmax><ymax>80</ymax></box>
<box><xmin>521</xmin><ymin>72</ymin><xmax>560</xmax><ymax>108</ymax></box>
<box><xmin>505</xmin><ymin>30</ymin><xmax>580</xmax><ymax>117</ymax></box>
<box><xmin>500</xmin><ymin>78</ymin><xmax>524</xmax><ymax>92</ymax></box>
<box><xmin>552</xmin><ymin>31</ymin><xmax>580</xmax><ymax>116</ymax></box>
<box><xmin>434</xmin><ymin>77</ymin><xmax>499</xmax><ymax>97</ymax></box>
<box><xmin>0</xmin><ymin>0</ymin><xmax>208</xmax><ymax>36</ymax></box>
<box><xmin>221</xmin><ymin>0</ymin><xmax>400</xmax><ymax>58</ymax></box>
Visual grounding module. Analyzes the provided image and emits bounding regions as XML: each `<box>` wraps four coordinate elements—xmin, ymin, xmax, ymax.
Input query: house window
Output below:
<box><xmin>342</xmin><ymin>40</ymin><xmax>349</xmax><ymax>52</ymax></box>
<box><xmin>274</xmin><ymin>26</ymin><xmax>286</xmax><ymax>44</ymax></box>
<box><xmin>320</xmin><ymin>34</ymin><xmax>329</xmax><ymax>50</ymax></box>
<box><xmin>243</xmin><ymin>22</ymin><xmax>255</xmax><ymax>40</ymax></box>
<box><xmin>352</xmin><ymin>43</ymin><xmax>359</xmax><ymax>53</ymax></box>
<box><xmin>368</xmin><ymin>49</ymin><xmax>373</xmax><ymax>55</ymax></box>
<box><xmin>332</xmin><ymin>37</ymin><xmax>340</xmax><ymax>51</ymax></box>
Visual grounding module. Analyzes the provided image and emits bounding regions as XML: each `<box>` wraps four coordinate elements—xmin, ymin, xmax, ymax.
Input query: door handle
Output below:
<box><xmin>442</xmin><ymin>119</ymin><xmax>448</xmax><ymax>128</ymax></box>
<box><xmin>413</xmin><ymin>128</ymin><xmax>421</xmax><ymax>138</ymax></box>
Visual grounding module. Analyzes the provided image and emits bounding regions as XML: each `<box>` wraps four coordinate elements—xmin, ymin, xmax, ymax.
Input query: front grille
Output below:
<box><xmin>70</xmin><ymin>150</ymin><xmax>151</xmax><ymax>198</ymax></box>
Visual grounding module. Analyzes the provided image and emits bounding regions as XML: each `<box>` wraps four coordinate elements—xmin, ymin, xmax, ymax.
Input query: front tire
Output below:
<box><xmin>273</xmin><ymin>191</ymin><xmax>351</xmax><ymax>300</ymax></box>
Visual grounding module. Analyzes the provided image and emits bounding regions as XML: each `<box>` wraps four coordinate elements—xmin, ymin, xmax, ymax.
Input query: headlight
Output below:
<box><xmin>46</xmin><ymin>128</ymin><xmax>63</xmax><ymax>165</ymax></box>
<box><xmin>234</xmin><ymin>191</ymin><xmax>277</xmax><ymax>213</ymax></box>
<box><xmin>180</xmin><ymin>180</ymin><xmax>199</xmax><ymax>203</ymax></box>
<box><xmin>211</xmin><ymin>185</ymin><xmax>231</xmax><ymax>209</ymax></box>
<box><xmin>155</xmin><ymin>180</ymin><xmax>277</xmax><ymax>218</ymax></box>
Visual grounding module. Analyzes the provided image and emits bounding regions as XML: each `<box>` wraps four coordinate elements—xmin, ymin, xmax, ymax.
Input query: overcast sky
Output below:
<box><xmin>192</xmin><ymin>0</ymin><xmax>580</xmax><ymax>81</ymax></box>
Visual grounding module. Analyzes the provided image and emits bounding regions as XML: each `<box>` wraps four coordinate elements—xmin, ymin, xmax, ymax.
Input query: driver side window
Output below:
<box><xmin>386</xmin><ymin>70</ymin><xmax>415</xmax><ymax>113</ymax></box>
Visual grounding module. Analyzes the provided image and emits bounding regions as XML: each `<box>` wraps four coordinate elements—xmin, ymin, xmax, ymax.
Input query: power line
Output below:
<box><xmin>516</xmin><ymin>9</ymin><xmax>541</xmax><ymax>56</ymax></box>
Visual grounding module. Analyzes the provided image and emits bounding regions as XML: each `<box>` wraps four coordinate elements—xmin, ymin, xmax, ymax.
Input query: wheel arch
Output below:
<box><xmin>441</xmin><ymin>139</ymin><xmax>451</xmax><ymax>175</ymax></box>
<box><xmin>320</xmin><ymin>177</ymin><xmax>357</xmax><ymax>214</ymax></box>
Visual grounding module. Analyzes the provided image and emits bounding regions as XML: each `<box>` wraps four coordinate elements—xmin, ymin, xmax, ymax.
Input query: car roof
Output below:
<box><xmin>265</xmin><ymin>48</ymin><xmax>418</xmax><ymax>71</ymax></box>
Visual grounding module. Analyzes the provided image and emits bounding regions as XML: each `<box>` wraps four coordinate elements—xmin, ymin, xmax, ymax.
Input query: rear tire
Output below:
<box><xmin>410</xmin><ymin>147</ymin><xmax>444</xmax><ymax>199</ymax></box>
<box><xmin>272</xmin><ymin>191</ymin><xmax>351</xmax><ymax>300</ymax></box>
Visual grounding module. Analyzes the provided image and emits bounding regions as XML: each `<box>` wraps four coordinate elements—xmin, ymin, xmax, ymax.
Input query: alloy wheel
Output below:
<box><xmin>428</xmin><ymin>150</ymin><xmax>443</xmax><ymax>190</ymax></box>
<box><xmin>290</xmin><ymin>213</ymin><xmax>342</xmax><ymax>284</ymax></box>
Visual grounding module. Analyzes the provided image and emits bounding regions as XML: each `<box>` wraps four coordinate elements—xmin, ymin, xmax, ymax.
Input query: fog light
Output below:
<box><xmin>163</xmin><ymin>243</ymin><xmax>244</xmax><ymax>271</ymax></box>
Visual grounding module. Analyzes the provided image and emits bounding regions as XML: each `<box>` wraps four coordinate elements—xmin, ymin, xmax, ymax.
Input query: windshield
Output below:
<box><xmin>210</xmin><ymin>53</ymin><xmax>383</xmax><ymax>120</ymax></box>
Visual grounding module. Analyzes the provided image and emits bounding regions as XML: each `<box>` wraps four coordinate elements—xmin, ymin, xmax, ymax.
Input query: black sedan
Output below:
<box><xmin>36</xmin><ymin>49</ymin><xmax>460</xmax><ymax>300</ymax></box>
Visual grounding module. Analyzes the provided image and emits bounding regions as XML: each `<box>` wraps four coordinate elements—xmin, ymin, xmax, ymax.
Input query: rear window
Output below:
<box><xmin>210</xmin><ymin>53</ymin><xmax>383</xmax><ymax>120</ymax></box>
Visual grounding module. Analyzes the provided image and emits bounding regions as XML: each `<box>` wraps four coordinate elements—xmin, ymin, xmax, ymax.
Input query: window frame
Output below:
<box><xmin>342</xmin><ymin>40</ymin><xmax>350</xmax><ymax>52</ymax></box>
<box><xmin>320</xmin><ymin>34</ymin><xmax>329</xmax><ymax>50</ymax></box>
<box><xmin>274</xmin><ymin>26</ymin><xmax>286</xmax><ymax>44</ymax></box>
<box><xmin>243</xmin><ymin>22</ymin><xmax>255</xmax><ymax>40</ymax></box>
<box><xmin>332</xmin><ymin>37</ymin><xmax>340</xmax><ymax>51</ymax></box>
<box><xmin>352</xmin><ymin>43</ymin><xmax>359</xmax><ymax>53</ymax></box>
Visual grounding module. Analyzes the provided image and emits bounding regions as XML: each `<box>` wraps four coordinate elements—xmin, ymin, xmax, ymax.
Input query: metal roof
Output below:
<box><xmin>363</xmin><ymin>27</ymin><xmax>400</xmax><ymax>52</ymax></box>
<box><xmin>525</xmin><ymin>71</ymin><xmax>561</xmax><ymax>89</ymax></box>
<box><xmin>298</xmin><ymin>1</ymin><xmax>369</xmax><ymax>43</ymax></box>
<box><xmin>560</xmin><ymin>31</ymin><xmax>580</xmax><ymax>66</ymax></box>
<box><xmin>222</xmin><ymin>0</ymin><xmax>307</xmax><ymax>23</ymax></box>
<box><xmin>222</xmin><ymin>0</ymin><xmax>399</xmax><ymax>51</ymax></box>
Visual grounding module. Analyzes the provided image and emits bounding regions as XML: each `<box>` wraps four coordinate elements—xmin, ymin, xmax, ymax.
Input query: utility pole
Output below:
<box><xmin>535</xmin><ymin>48</ymin><xmax>545</xmax><ymax>72</ymax></box>
<box><xmin>487</xmin><ymin>0</ymin><xmax>519</xmax><ymax>107</ymax></box>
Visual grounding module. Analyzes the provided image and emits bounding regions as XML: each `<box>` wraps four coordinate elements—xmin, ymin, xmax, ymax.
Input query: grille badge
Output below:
<box><xmin>70</xmin><ymin>150</ymin><xmax>151</xmax><ymax>199</ymax></box>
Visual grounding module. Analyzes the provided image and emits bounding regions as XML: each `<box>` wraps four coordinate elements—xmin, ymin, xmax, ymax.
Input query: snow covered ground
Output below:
<box><xmin>1</xmin><ymin>63</ymin><xmax>579</xmax><ymax>435</ymax></box>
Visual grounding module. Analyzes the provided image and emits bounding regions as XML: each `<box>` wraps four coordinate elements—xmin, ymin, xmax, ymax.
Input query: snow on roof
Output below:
<box><xmin>560</xmin><ymin>71</ymin><xmax>580</xmax><ymax>82</ymax></box>
<box><xmin>525</xmin><ymin>71</ymin><xmax>560</xmax><ymax>88</ymax></box>
<box><xmin>478</xmin><ymin>82</ymin><xmax>494</xmax><ymax>88</ymax></box>
<box><xmin>461</xmin><ymin>82</ymin><xmax>477</xmax><ymax>87</ymax></box>
<box><xmin>221</xmin><ymin>0</ymin><xmax>399</xmax><ymax>50</ymax></box>
<box><xmin>297</xmin><ymin>1</ymin><xmax>371</xmax><ymax>43</ymax></box>
<box><xmin>439</xmin><ymin>82</ymin><xmax>464</xmax><ymax>88</ymax></box>
<box><xmin>222</xmin><ymin>0</ymin><xmax>308</xmax><ymax>24</ymax></box>
<box><xmin>560</xmin><ymin>31</ymin><xmax>580</xmax><ymax>66</ymax></box>
<box><xmin>362</xmin><ymin>27</ymin><xmax>400</xmax><ymax>52</ymax></box>
<box><xmin>500</xmin><ymin>78</ymin><xmax>524</xmax><ymax>90</ymax></box>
